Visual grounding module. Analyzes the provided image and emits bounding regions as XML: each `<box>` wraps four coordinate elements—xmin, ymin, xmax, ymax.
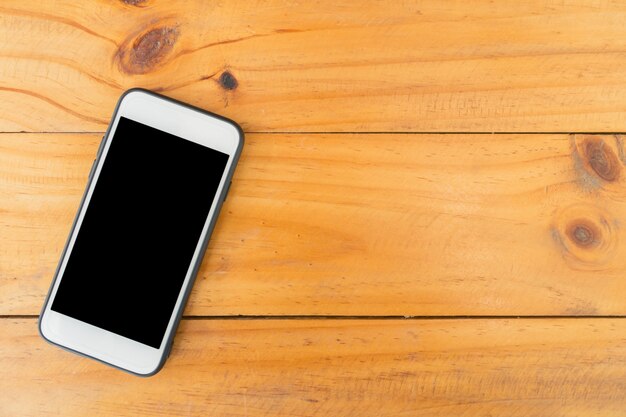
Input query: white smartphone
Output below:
<box><xmin>39</xmin><ymin>89</ymin><xmax>244</xmax><ymax>376</ymax></box>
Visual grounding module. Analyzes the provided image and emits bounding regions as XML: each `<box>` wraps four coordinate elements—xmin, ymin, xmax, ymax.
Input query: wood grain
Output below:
<box><xmin>1</xmin><ymin>1</ymin><xmax>626</xmax><ymax>132</ymax></box>
<box><xmin>1</xmin><ymin>318</ymin><xmax>625</xmax><ymax>416</ymax></box>
<box><xmin>3</xmin><ymin>133</ymin><xmax>626</xmax><ymax>316</ymax></box>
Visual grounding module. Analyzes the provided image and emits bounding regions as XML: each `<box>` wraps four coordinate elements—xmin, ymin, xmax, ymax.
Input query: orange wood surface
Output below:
<box><xmin>2</xmin><ymin>133</ymin><xmax>626</xmax><ymax>316</ymax></box>
<box><xmin>2</xmin><ymin>318</ymin><xmax>626</xmax><ymax>416</ymax></box>
<box><xmin>0</xmin><ymin>1</ymin><xmax>626</xmax><ymax>132</ymax></box>
<box><xmin>1</xmin><ymin>1</ymin><xmax>625</xmax><ymax>416</ymax></box>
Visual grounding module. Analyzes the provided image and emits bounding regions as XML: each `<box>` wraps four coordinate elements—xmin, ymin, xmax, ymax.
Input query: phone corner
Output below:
<box><xmin>119</xmin><ymin>87</ymin><xmax>150</xmax><ymax>99</ymax></box>
<box><xmin>116</xmin><ymin>88</ymin><xmax>152</xmax><ymax>108</ymax></box>
<box><xmin>232</xmin><ymin>119</ymin><xmax>245</xmax><ymax>145</ymax></box>
<box><xmin>37</xmin><ymin>312</ymin><xmax>53</xmax><ymax>346</ymax></box>
<box><xmin>133</xmin><ymin>356</ymin><xmax>168</xmax><ymax>378</ymax></box>
<box><xmin>220</xmin><ymin>116</ymin><xmax>245</xmax><ymax>153</ymax></box>
<box><xmin>229</xmin><ymin>121</ymin><xmax>245</xmax><ymax>164</ymax></box>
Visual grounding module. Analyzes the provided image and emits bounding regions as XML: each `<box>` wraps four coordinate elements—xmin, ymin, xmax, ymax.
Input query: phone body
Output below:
<box><xmin>39</xmin><ymin>89</ymin><xmax>244</xmax><ymax>376</ymax></box>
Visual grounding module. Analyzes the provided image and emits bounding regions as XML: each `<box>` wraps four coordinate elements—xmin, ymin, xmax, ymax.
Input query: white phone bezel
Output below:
<box><xmin>39</xmin><ymin>90</ymin><xmax>242</xmax><ymax>376</ymax></box>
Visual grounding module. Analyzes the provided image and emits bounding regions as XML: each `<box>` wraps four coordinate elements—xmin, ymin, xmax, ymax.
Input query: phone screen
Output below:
<box><xmin>51</xmin><ymin>117</ymin><xmax>229</xmax><ymax>349</ymax></box>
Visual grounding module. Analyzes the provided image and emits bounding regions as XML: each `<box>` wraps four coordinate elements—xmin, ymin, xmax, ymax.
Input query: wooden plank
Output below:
<box><xmin>3</xmin><ymin>133</ymin><xmax>626</xmax><ymax>316</ymax></box>
<box><xmin>1</xmin><ymin>1</ymin><xmax>626</xmax><ymax>132</ymax></box>
<box><xmin>1</xmin><ymin>318</ymin><xmax>625</xmax><ymax>416</ymax></box>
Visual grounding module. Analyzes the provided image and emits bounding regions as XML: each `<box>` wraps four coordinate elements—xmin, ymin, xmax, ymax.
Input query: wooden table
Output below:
<box><xmin>2</xmin><ymin>1</ymin><xmax>625</xmax><ymax>415</ymax></box>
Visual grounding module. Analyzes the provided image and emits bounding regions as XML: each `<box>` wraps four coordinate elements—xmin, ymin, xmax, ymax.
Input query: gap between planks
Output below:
<box><xmin>5</xmin><ymin>131</ymin><xmax>626</xmax><ymax>135</ymax></box>
<box><xmin>2</xmin><ymin>315</ymin><xmax>626</xmax><ymax>320</ymax></box>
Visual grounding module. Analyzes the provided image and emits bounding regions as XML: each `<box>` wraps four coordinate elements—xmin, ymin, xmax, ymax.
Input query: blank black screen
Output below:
<box><xmin>52</xmin><ymin>117</ymin><xmax>228</xmax><ymax>348</ymax></box>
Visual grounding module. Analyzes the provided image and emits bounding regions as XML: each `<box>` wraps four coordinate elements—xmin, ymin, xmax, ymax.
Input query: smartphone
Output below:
<box><xmin>39</xmin><ymin>89</ymin><xmax>244</xmax><ymax>376</ymax></box>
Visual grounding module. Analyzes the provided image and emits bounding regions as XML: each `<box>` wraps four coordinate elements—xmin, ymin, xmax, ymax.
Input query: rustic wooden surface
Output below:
<box><xmin>4</xmin><ymin>133</ymin><xmax>626</xmax><ymax>316</ymax></box>
<box><xmin>2</xmin><ymin>319</ymin><xmax>626</xmax><ymax>416</ymax></box>
<box><xmin>1</xmin><ymin>1</ymin><xmax>626</xmax><ymax>132</ymax></box>
<box><xmin>1</xmin><ymin>1</ymin><xmax>625</xmax><ymax>416</ymax></box>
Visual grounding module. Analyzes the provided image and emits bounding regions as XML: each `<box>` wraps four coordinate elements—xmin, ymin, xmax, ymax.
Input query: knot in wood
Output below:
<box><xmin>584</xmin><ymin>139</ymin><xmax>619</xmax><ymax>182</ymax></box>
<box><xmin>121</xmin><ymin>0</ymin><xmax>149</xmax><ymax>6</ymax></box>
<box><xmin>566</xmin><ymin>221</ymin><xmax>600</xmax><ymax>248</ymax></box>
<box><xmin>219</xmin><ymin>71</ymin><xmax>238</xmax><ymax>90</ymax></box>
<box><xmin>550</xmin><ymin>205</ymin><xmax>618</xmax><ymax>270</ymax></box>
<box><xmin>117</xmin><ymin>26</ymin><xmax>179</xmax><ymax>75</ymax></box>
